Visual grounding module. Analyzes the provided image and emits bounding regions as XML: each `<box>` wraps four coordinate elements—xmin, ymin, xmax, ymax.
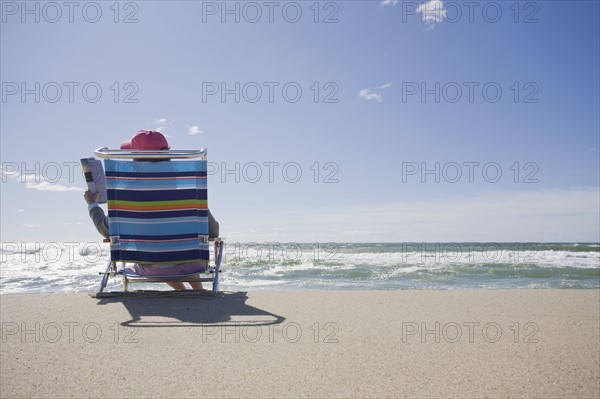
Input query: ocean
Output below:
<box><xmin>1</xmin><ymin>242</ymin><xmax>598</xmax><ymax>294</ymax></box>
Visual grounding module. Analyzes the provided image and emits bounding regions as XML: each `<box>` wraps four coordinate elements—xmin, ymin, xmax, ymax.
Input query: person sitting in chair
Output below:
<box><xmin>84</xmin><ymin>130</ymin><xmax>219</xmax><ymax>291</ymax></box>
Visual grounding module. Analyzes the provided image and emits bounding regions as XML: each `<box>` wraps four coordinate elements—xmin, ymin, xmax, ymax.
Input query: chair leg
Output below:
<box><xmin>212</xmin><ymin>240</ymin><xmax>224</xmax><ymax>294</ymax></box>
<box><xmin>97</xmin><ymin>259</ymin><xmax>112</xmax><ymax>294</ymax></box>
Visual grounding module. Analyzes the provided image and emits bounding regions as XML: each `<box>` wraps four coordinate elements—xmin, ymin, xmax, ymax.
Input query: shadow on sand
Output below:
<box><xmin>95</xmin><ymin>291</ymin><xmax>285</xmax><ymax>328</ymax></box>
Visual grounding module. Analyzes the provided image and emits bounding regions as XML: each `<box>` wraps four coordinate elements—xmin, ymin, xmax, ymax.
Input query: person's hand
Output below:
<box><xmin>84</xmin><ymin>190</ymin><xmax>100</xmax><ymax>205</ymax></box>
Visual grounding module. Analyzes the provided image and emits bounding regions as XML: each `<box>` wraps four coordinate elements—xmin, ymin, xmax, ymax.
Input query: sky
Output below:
<box><xmin>1</xmin><ymin>0</ymin><xmax>599</xmax><ymax>243</ymax></box>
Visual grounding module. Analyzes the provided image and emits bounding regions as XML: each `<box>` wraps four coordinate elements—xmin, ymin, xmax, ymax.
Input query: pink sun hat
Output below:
<box><xmin>120</xmin><ymin>130</ymin><xmax>170</xmax><ymax>150</ymax></box>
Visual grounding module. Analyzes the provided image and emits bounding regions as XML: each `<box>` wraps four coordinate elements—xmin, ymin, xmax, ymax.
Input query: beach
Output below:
<box><xmin>1</xmin><ymin>290</ymin><xmax>598</xmax><ymax>398</ymax></box>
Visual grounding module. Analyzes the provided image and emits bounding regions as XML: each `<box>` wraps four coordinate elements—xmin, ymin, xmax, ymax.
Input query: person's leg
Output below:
<box><xmin>166</xmin><ymin>281</ymin><xmax>187</xmax><ymax>291</ymax></box>
<box><xmin>189</xmin><ymin>274</ymin><xmax>203</xmax><ymax>290</ymax></box>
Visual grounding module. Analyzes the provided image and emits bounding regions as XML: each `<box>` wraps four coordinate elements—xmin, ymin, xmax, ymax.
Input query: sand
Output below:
<box><xmin>1</xmin><ymin>290</ymin><xmax>598</xmax><ymax>398</ymax></box>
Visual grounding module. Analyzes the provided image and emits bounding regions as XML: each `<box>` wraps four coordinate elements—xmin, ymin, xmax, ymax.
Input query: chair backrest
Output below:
<box><xmin>104</xmin><ymin>159</ymin><xmax>209</xmax><ymax>264</ymax></box>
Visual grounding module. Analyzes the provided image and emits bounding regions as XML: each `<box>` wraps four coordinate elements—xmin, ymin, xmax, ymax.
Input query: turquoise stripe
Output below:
<box><xmin>105</xmin><ymin>160</ymin><xmax>207</xmax><ymax>173</ymax></box>
<box><xmin>109</xmin><ymin>220</ymin><xmax>209</xmax><ymax>236</ymax></box>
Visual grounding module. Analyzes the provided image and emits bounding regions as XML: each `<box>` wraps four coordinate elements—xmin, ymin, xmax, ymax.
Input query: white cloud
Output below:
<box><xmin>376</xmin><ymin>83</ymin><xmax>392</xmax><ymax>89</ymax></box>
<box><xmin>152</xmin><ymin>118</ymin><xmax>170</xmax><ymax>133</ymax></box>
<box><xmin>417</xmin><ymin>0</ymin><xmax>446</xmax><ymax>27</ymax></box>
<box><xmin>25</xmin><ymin>181</ymin><xmax>84</xmax><ymax>192</ymax></box>
<box><xmin>359</xmin><ymin>83</ymin><xmax>391</xmax><ymax>102</ymax></box>
<box><xmin>188</xmin><ymin>126</ymin><xmax>203</xmax><ymax>135</ymax></box>
<box><xmin>1</xmin><ymin>167</ymin><xmax>84</xmax><ymax>192</ymax></box>
<box><xmin>380</xmin><ymin>0</ymin><xmax>398</xmax><ymax>6</ymax></box>
<box><xmin>23</xmin><ymin>224</ymin><xmax>42</xmax><ymax>228</ymax></box>
<box><xmin>359</xmin><ymin>88</ymin><xmax>382</xmax><ymax>102</ymax></box>
<box><xmin>17</xmin><ymin>209</ymin><xmax>24</xmax><ymax>212</ymax></box>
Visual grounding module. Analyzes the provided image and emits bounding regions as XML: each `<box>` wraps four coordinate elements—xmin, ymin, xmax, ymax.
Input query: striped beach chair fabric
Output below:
<box><xmin>94</xmin><ymin>149</ymin><xmax>223</xmax><ymax>296</ymax></box>
<box><xmin>106</xmin><ymin>159</ymin><xmax>210</xmax><ymax>265</ymax></box>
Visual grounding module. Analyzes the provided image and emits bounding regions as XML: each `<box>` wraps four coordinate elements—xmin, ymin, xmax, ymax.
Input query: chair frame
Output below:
<box><xmin>92</xmin><ymin>148</ymin><xmax>224</xmax><ymax>296</ymax></box>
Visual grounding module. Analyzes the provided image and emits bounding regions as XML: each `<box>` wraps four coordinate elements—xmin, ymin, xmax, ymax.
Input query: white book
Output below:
<box><xmin>80</xmin><ymin>158</ymin><xmax>107</xmax><ymax>204</ymax></box>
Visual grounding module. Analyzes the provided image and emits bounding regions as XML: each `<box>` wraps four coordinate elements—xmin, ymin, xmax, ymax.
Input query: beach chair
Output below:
<box><xmin>93</xmin><ymin>148</ymin><xmax>224</xmax><ymax>296</ymax></box>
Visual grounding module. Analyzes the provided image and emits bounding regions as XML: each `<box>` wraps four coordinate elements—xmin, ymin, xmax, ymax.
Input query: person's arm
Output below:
<box><xmin>208</xmin><ymin>209</ymin><xmax>219</xmax><ymax>238</ymax></box>
<box><xmin>84</xmin><ymin>191</ymin><xmax>109</xmax><ymax>239</ymax></box>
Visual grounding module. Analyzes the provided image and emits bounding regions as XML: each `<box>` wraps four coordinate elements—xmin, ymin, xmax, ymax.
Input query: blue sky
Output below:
<box><xmin>1</xmin><ymin>0</ymin><xmax>599</xmax><ymax>243</ymax></box>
